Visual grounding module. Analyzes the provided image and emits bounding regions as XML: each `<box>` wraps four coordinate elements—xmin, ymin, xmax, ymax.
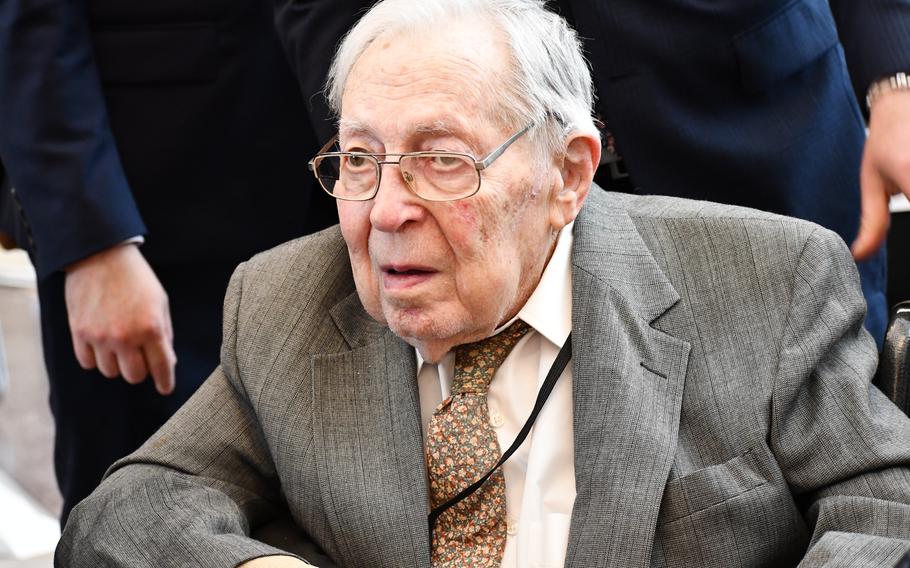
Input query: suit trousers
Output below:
<box><xmin>38</xmin><ymin>260</ymin><xmax>236</xmax><ymax>524</ymax></box>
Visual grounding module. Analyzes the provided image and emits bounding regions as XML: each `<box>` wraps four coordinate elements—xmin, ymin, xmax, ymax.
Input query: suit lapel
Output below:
<box><xmin>565</xmin><ymin>192</ymin><xmax>691</xmax><ymax>568</ymax></box>
<box><xmin>310</xmin><ymin>293</ymin><xmax>431</xmax><ymax>567</ymax></box>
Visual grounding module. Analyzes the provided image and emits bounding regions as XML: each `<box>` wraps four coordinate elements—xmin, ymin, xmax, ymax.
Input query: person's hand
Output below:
<box><xmin>851</xmin><ymin>89</ymin><xmax>910</xmax><ymax>261</ymax></box>
<box><xmin>64</xmin><ymin>243</ymin><xmax>176</xmax><ymax>394</ymax></box>
<box><xmin>238</xmin><ymin>556</ymin><xmax>316</xmax><ymax>567</ymax></box>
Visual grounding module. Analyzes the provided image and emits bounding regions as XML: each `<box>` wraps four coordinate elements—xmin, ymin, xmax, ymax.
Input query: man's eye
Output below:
<box><xmin>345</xmin><ymin>154</ymin><xmax>371</xmax><ymax>168</ymax></box>
<box><xmin>431</xmin><ymin>155</ymin><xmax>463</xmax><ymax>168</ymax></box>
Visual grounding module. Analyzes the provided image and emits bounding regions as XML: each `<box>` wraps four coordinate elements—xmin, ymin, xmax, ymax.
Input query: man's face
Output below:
<box><xmin>337</xmin><ymin>21</ymin><xmax>566</xmax><ymax>362</ymax></box>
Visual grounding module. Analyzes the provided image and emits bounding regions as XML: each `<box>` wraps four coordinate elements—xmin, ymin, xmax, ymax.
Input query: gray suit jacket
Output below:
<box><xmin>57</xmin><ymin>189</ymin><xmax>910</xmax><ymax>567</ymax></box>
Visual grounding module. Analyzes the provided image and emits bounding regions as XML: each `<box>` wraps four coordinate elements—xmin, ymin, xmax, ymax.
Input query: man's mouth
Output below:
<box><xmin>385</xmin><ymin>267</ymin><xmax>430</xmax><ymax>275</ymax></box>
<box><xmin>380</xmin><ymin>264</ymin><xmax>436</xmax><ymax>290</ymax></box>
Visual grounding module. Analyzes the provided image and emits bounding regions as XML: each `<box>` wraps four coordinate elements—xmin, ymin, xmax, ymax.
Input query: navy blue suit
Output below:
<box><xmin>0</xmin><ymin>0</ymin><xmax>339</xmax><ymax>521</ymax></box>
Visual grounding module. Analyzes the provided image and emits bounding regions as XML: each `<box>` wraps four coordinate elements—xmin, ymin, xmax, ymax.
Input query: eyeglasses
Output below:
<box><xmin>308</xmin><ymin>124</ymin><xmax>532</xmax><ymax>202</ymax></box>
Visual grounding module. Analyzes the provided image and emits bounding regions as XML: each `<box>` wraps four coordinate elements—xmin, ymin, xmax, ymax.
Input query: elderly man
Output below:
<box><xmin>58</xmin><ymin>0</ymin><xmax>910</xmax><ymax>566</ymax></box>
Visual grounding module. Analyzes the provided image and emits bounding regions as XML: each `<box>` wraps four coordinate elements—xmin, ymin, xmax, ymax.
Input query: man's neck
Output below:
<box><xmin>414</xmin><ymin>222</ymin><xmax>574</xmax><ymax>365</ymax></box>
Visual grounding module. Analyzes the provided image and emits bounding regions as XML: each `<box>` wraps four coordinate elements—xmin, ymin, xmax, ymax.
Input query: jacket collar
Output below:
<box><xmin>565</xmin><ymin>188</ymin><xmax>691</xmax><ymax>568</ymax></box>
<box><xmin>314</xmin><ymin>295</ymin><xmax>431</xmax><ymax>566</ymax></box>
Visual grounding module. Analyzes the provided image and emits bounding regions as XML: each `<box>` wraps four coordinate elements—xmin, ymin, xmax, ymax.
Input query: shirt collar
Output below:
<box><xmin>415</xmin><ymin>222</ymin><xmax>574</xmax><ymax>372</ymax></box>
<box><xmin>512</xmin><ymin>221</ymin><xmax>573</xmax><ymax>347</ymax></box>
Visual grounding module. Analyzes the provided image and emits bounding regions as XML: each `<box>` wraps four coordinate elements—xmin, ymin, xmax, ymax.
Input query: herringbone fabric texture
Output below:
<box><xmin>426</xmin><ymin>320</ymin><xmax>530</xmax><ymax>567</ymax></box>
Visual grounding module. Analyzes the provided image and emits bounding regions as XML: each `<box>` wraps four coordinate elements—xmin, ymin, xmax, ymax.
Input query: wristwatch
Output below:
<box><xmin>866</xmin><ymin>72</ymin><xmax>910</xmax><ymax>111</ymax></box>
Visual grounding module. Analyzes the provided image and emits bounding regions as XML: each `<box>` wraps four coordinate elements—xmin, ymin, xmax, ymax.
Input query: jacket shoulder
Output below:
<box><xmin>579</xmin><ymin>189</ymin><xmax>857</xmax><ymax>322</ymax></box>
<box><xmin>224</xmin><ymin>226</ymin><xmax>356</xmax><ymax>370</ymax></box>
<box><xmin>601</xmin><ymin>190</ymin><xmax>835</xmax><ymax>248</ymax></box>
<box><xmin>241</xmin><ymin>225</ymin><xmax>352</xmax><ymax>295</ymax></box>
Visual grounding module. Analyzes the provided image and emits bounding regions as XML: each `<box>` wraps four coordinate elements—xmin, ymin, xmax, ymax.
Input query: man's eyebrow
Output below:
<box><xmin>338</xmin><ymin>119</ymin><xmax>375</xmax><ymax>138</ymax></box>
<box><xmin>340</xmin><ymin>121</ymin><xmax>457</xmax><ymax>136</ymax></box>
<box><xmin>338</xmin><ymin>119</ymin><xmax>479</xmax><ymax>151</ymax></box>
<box><xmin>414</xmin><ymin>121</ymin><xmax>483</xmax><ymax>153</ymax></box>
<box><xmin>414</xmin><ymin>121</ymin><xmax>456</xmax><ymax>136</ymax></box>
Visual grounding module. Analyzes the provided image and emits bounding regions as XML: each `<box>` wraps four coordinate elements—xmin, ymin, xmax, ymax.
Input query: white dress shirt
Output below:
<box><xmin>416</xmin><ymin>222</ymin><xmax>576</xmax><ymax>568</ymax></box>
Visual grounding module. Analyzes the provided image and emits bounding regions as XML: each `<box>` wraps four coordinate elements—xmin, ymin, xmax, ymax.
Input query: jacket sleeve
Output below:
<box><xmin>0</xmin><ymin>0</ymin><xmax>145</xmax><ymax>279</ymax></box>
<box><xmin>55</xmin><ymin>263</ymin><xmax>304</xmax><ymax>567</ymax></box>
<box><xmin>829</xmin><ymin>0</ymin><xmax>910</xmax><ymax>109</ymax></box>
<box><xmin>768</xmin><ymin>227</ymin><xmax>910</xmax><ymax>566</ymax></box>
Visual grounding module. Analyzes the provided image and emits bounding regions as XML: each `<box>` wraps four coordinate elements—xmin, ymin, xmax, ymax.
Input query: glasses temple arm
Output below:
<box><xmin>308</xmin><ymin>135</ymin><xmax>341</xmax><ymax>171</ymax></box>
<box><xmin>476</xmin><ymin>124</ymin><xmax>533</xmax><ymax>171</ymax></box>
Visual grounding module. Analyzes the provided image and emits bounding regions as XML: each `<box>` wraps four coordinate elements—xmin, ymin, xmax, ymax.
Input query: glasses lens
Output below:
<box><xmin>314</xmin><ymin>155</ymin><xmax>378</xmax><ymax>200</ymax></box>
<box><xmin>401</xmin><ymin>154</ymin><xmax>478</xmax><ymax>200</ymax></box>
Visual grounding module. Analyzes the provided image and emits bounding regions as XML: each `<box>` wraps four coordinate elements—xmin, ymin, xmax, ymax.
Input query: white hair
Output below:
<box><xmin>325</xmin><ymin>0</ymin><xmax>599</xmax><ymax>158</ymax></box>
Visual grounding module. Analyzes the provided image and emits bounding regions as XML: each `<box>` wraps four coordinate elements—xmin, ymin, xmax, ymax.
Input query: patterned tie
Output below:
<box><xmin>426</xmin><ymin>319</ymin><xmax>531</xmax><ymax>567</ymax></box>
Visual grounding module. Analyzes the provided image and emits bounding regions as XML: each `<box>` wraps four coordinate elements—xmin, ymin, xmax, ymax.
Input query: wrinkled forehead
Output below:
<box><xmin>339</xmin><ymin>18</ymin><xmax>513</xmax><ymax>142</ymax></box>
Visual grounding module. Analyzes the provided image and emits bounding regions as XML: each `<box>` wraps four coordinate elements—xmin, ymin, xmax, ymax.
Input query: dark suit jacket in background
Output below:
<box><xmin>275</xmin><ymin>0</ymin><xmax>910</xmax><ymax>345</ymax></box>
<box><xmin>58</xmin><ymin>189</ymin><xmax>910</xmax><ymax>567</ymax></box>
<box><xmin>0</xmin><ymin>0</ymin><xmax>341</xmax><ymax>520</ymax></box>
<box><xmin>557</xmin><ymin>0</ymin><xmax>910</xmax><ymax>345</ymax></box>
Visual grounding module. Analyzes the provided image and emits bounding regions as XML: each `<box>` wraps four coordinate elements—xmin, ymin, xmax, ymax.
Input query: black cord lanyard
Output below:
<box><xmin>427</xmin><ymin>333</ymin><xmax>573</xmax><ymax>543</ymax></box>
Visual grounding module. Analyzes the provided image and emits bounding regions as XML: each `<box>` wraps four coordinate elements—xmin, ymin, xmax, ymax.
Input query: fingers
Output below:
<box><xmin>851</xmin><ymin>161</ymin><xmax>892</xmax><ymax>261</ymax></box>
<box><xmin>144</xmin><ymin>331</ymin><xmax>177</xmax><ymax>396</ymax></box>
<box><xmin>117</xmin><ymin>347</ymin><xmax>150</xmax><ymax>385</ymax></box>
<box><xmin>71</xmin><ymin>335</ymin><xmax>97</xmax><ymax>371</ymax></box>
<box><xmin>67</xmin><ymin>306</ymin><xmax>175</xmax><ymax>394</ymax></box>
<box><xmin>70</xmin><ymin>338</ymin><xmax>175</xmax><ymax>395</ymax></box>
<box><xmin>95</xmin><ymin>348</ymin><xmax>121</xmax><ymax>379</ymax></box>
<box><xmin>69</xmin><ymin>321</ymin><xmax>121</xmax><ymax>380</ymax></box>
<box><xmin>143</xmin><ymin>302</ymin><xmax>177</xmax><ymax>395</ymax></box>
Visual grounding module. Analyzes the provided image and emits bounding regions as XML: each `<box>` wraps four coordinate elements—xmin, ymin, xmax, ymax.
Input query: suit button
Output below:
<box><xmin>507</xmin><ymin>519</ymin><xmax>518</xmax><ymax>536</ymax></box>
<box><xmin>489</xmin><ymin>411</ymin><xmax>504</xmax><ymax>428</ymax></box>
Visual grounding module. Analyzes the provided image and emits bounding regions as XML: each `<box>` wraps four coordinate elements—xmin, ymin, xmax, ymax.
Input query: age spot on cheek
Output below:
<box><xmin>451</xmin><ymin>201</ymin><xmax>491</xmax><ymax>243</ymax></box>
<box><xmin>452</xmin><ymin>201</ymin><xmax>477</xmax><ymax>225</ymax></box>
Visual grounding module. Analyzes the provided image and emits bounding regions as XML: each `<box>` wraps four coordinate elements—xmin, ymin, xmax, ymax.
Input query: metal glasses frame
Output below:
<box><xmin>307</xmin><ymin>124</ymin><xmax>532</xmax><ymax>202</ymax></box>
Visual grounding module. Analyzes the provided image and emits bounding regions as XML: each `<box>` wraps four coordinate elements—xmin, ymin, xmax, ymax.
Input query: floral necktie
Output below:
<box><xmin>426</xmin><ymin>319</ymin><xmax>531</xmax><ymax>567</ymax></box>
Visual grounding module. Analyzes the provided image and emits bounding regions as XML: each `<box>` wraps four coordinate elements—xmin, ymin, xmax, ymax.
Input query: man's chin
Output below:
<box><xmin>385</xmin><ymin>310</ymin><xmax>439</xmax><ymax>344</ymax></box>
<box><xmin>383</xmin><ymin>307</ymin><xmax>459</xmax><ymax>359</ymax></box>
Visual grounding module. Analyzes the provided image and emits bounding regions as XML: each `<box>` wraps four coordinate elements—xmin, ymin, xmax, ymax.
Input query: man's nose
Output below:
<box><xmin>368</xmin><ymin>162</ymin><xmax>426</xmax><ymax>232</ymax></box>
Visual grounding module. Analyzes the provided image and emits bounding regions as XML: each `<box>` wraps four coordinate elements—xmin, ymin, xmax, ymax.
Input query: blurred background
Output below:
<box><xmin>0</xmin><ymin>245</ymin><xmax>60</xmax><ymax>568</ymax></box>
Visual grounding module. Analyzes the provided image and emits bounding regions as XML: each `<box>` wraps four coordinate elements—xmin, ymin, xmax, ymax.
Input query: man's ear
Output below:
<box><xmin>549</xmin><ymin>131</ymin><xmax>601</xmax><ymax>230</ymax></box>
